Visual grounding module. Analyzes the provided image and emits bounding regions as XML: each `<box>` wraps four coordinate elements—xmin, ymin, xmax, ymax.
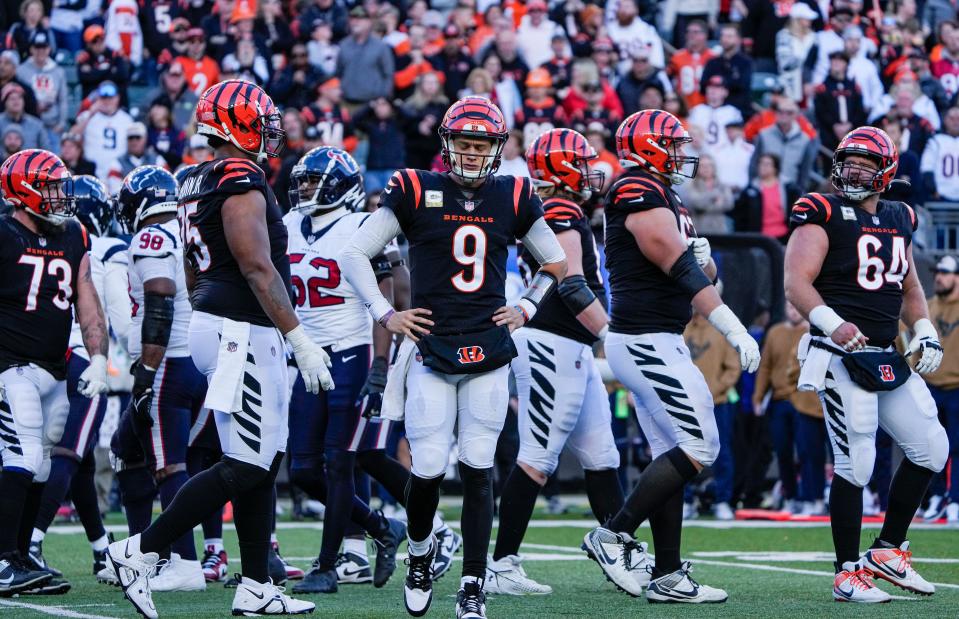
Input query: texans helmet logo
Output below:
<box><xmin>457</xmin><ymin>346</ymin><xmax>486</xmax><ymax>364</ymax></box>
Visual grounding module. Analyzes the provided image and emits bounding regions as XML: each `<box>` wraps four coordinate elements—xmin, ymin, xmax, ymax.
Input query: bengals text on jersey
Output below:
<box><xmin>178</xmin><ymin>157</ymin><xmax>291</xmax><ymax>327</ymax></box>
<box><xmin>790</xmin><ymin>192</ymin><xmax>918</xmax><ymax>348</ymax></box>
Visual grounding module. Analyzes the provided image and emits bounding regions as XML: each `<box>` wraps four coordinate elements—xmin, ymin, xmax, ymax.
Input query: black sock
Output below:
<box><xmin>35</xmin><ymin>455</ymin><xmax>78</xmax><ymax>534</ymax></box>
<box><xmin>19</xmin><ymin>482</ymin><xmax>45</xmax><ymax>555</ymax></box>
<box><xmin>584</xmin><ymin>468</ymin><xmax>625</xmax><ymax>526</ymax></box>
<box><xmin>158</xmin><ymin>471</ymin><xmax>197</xmax><ymax>560</ymax></box>
<box><xmin>187</xmin><ymin>448</ymin><xmax>223</xmax><ymax>541</ymax></box>
<box><xmin>405</xmin><ymin>473</ymin><xmax>443</xmax><ymax>543</ymax></box>
<box><xmin>292</xmin><ymin>465</ymin><xmax>388</xmax><ymax>539</ymax></box>
<box><xmin>233</xmin><ymin>474</ymin><xmax>278</xmax><ymax>583</ymax></box>
<box><xmin>117</xmin><ymin>467</ymin><xmax>157</xmax><ymax>536</ymax></box>
<box><xmin>492</xmin><ymin>466</ymin><xmax>540</xmax><ymax>560</ymax></box>
<box><xmin>608</xmin><ymin>447</ymin><xmax>699</xmax><ymax>534</ymax></box>
<box><xmin>319</xmin><ymin>449</ymin><xmax>357</xmax><ymax>571</ymax></box>
<box><xmin>649</xmin><ymin>488</ymin><xmax>684</xmax><ymax>575</ymax></box>
<box><xmin>71</xmin><ymin>452</ymin><xmax>107</xmax><ymax>544</ymax></box>
<box><xmin>459</xmin><ymin>462</ymin><xmax>494</xmax><ymax>579</ymax></box>
<box><xmin>344</xmin><ymin>468</ymin><xmax>370</xmax><ymax>538</ymax></box>
<box><xmin>877</xmin><ymin>459</ymin><xmax>935</xmax><ymax>548</ymax></box>
<box><xmin>830</xmin><ymin>474</ymin><xmax>864</xmax><ymax>568</ymax></box>
<box><xmin>141</xmin><ymin>465</ymin><xmax>231</xmax><ymax>555</ymax></box>
<box><xmin>0</xmin><ymin>469</ymin><xmax>33</xmax><ymax>553</ymax></box>
<box><xmin>358</xmin><ymin>450</ymin><xmax>411</xmax><ymax>507</ymax></box>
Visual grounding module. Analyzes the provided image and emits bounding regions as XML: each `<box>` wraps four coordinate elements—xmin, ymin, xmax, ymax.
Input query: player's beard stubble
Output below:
<box><xmin>32</xmin><ymin>215</ymin><xmax>67</xmax><ymax>237</ymax></box>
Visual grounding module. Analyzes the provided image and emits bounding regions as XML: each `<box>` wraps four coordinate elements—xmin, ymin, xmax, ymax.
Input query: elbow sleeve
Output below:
<box><xmin>557</xmin><ymin>275</ymin><xmax>597</xmax><ymax>315</ymax></box>
<box><xmin>142</xmin><ymin>292</ymin><xmax>175</xmax><ymax>347</ymax></box>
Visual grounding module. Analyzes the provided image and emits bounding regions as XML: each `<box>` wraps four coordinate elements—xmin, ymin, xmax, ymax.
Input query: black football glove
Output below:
<box><xmin>357</xmin><ymin>356</ymin><xmax>389</xmax><ymax>419</ymax></box>
<box><xmin>131</xmin><ymin>362</ymin><xmax>156</xmax><ymax>429</ymax></box>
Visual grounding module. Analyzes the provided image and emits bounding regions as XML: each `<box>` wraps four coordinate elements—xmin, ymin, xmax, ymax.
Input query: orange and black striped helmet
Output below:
<box><xmin>195</xmin><ymin>79</ymin><xmax>285</xmax><ymax>162</ymax></box>
<box><xmin>439</xmin><ymin>95</ymin><xmax>508</xmax><ymax>180</ymax></box>
<box><xmin>615</xmin><ymin>109</ymin><xmax>698</xmax><ymax>184</ymax></box>
<box><xmin>831</xmin><ymin>126</ymin><xmax>899</xmax><ymax>200</ymax></box>
<box><xmin>526</xmin><ymin>128</ymin><xmax>604</xmax><ymax>198</ymax></box>
<box><xmin>0</xmin><ymin>149</ymin><xmax>75</xmax><ymax>222</ymax></box>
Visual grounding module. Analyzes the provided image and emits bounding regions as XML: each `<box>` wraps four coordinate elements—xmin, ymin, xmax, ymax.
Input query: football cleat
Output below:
<box><xmin>21</xmin><ymin>575</ymin><xmax>71</xmax><ymax>595</ymax></box>
<box><xmin>373</xmin><ymin>517</ymin><xmax>406</xmax><ymax>588</ymax></box>
<box><xmin>432</xmin><ymin>525</ymin><xmax>461</xmax><ymax>581</ymax></box>
<box><xmin>0</xmin><ymin>552</ymin><xmax>53</xmax><ymax>596</ymax></box>
<box><xmin>272</xmin><ymin>542</ymin><xmax>302</xmax><ymax>582</ymax></box>
<box><xmin>335</xmin><ymin>552</ymin><xmax>372</xmax><ymax>584</ymax></box>
<box><xmin>863</xmin><ymin>541</ymin><xmax>935</xmax><ymax>595</ymax></box>
<box><xmin>202</xmin><ymin>546</ymin><xmax>230</xmax><ymax>582</ymax></box>
<box><xmin>713</xmin><ymin>502</ymin><xmax>735</xmax><ymax>521</ymax></box>
<box><xmin>485</xmin><ymin>554</ymin><xmax>552</xmax><ymax>595</ymax></box>
<box><xmin>231</xmin><ymin>575</ymin><xmax>315</xmax><ymax>616</ymax></box>
<box><xmin>922</xmin><ymin>495</ymin><xmax>946</xmax><ymax>521</ymax></box>
<box><xmin>151</xmin><ymin>553</ymin><xmax>206</xmax><ymax>592</ymax></box>
<box><xmin>292</xmin><ymin>562</ymin><xmax>337</xmax><ymax>594</ymax></box>
<box><xmin>404</xmin><ymin>537</ymin><xmax>436</xmax><ymax>617</ymax></box>
<box><xmin>947</xmin><ymin>503</ymin><xmax>959</xmax><ymax>524</ymax></box>
<box><xmin>106</xmin><ymin>534</ymin><xmax>160</xmax><ymax>619</ymax></box>
<box><xmin>682</xmin><ymin>501</ymin><xmax>699</xmax><ymax>520</ymax></box>
<box><xmin>93</xmin><ymin>547</ymin><xmax>109</xmax><ymax>576</ymax></box>
<box><xmin>27</xmin><ymin>540</ymin><xmax>62</xmax><ymax>577</ymax></box>
<box><xmin>833</xmin><ymin>561</ymin><xmax>892</xmax><ymax>603</ymax></box>
<box><xmin>646</xmin><ymin>562</ymin><xmax>728</xmax><ymax>604</ymax></box>
<box><xmin>582</xmin><ymin>527</ymin><xmax>645</xmax><ymax>597</ymax></box>
<box><xmin>96</xmin><ymin>564</ymin><xmax>119</xmax><ymax>585</ymax></box>
<box><xmin>455</xmin><ymin>576</ymin><xmax>487</xmax><ymax>619</ymax></box>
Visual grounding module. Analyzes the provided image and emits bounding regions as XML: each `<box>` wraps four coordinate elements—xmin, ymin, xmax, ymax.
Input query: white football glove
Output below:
<box><xmin>286</xmin><ymin>325</ymin><xmax>334</xmax><ymax>394</ymax></box>
<box><xmin>708</xmin><ymin>305</ymin><xmax>760</xmax><ymax>373</ymax></box>
<box><xmin>909</xmin><ymin>318</ymin><xmax>943</xmax><ymax>375</ymax></box>
<box><xmin>78</xmin><ymin>354</ymin><xmax>109</xmax><ymax>398</ymax></box>
<box><xmin>687</xmin><ymin>237</ymin><xmax>711</xmax><ymax>267</ymax></box>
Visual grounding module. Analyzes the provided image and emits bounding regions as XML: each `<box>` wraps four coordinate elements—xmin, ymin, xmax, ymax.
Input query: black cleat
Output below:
<box><xmin>22</xmin><ymin>576</ymin><xmax>72</xmax><ymax>595</ymax></box>
<box><xmin>0</xmin><ymin>552</ymin><xmax>52</xmax><ymax>597</ymax></box>
<box><xmin>455</xmin><ymin>577</ymin><xmax>488</xmax><ymax>618</ymax></box>
<box><xmin>373</xmin><ymin>517</ymin><xmax>406</xmax><ymax>588</ymax></box>
<box><xmin>292</xmin><ymin>564</ymin><xmax>338</xmax><ymax>594</ymax></box>
<box><xmin>268</xmin><ymin>548</ymin><xmax>288</xmax><ymax>586</ymax></box>
<box><xmin>28</xmin><ymin>540</ymin><xmax>62</xmax><ymax>578</ymax></box>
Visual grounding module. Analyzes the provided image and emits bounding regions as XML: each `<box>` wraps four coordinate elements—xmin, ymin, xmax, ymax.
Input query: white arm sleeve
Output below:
<box><xmin>341</xmin><ymin>207</ymin><xmax>403</xmax><ymax>322</ymax></box>
<box><xmin>104</xmin><ymin>259</ymin><xmax>132</xmax><ymax>346</ymax></box>
<box><xmin>520</xmin><ymin>217</ymin><xmax>566</xmax><ymax>266</ymax></box>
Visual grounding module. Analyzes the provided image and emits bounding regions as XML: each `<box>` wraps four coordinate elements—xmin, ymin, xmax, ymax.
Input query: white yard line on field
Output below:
<box><xmin>691</xmin><ymin>550</ymin><xmax>959</xmax><ymax>564</ymax></box>
<box><xmin>0</xmin><ymin>599</ymin><xmax>116</xmax><ymax>618</ymax></box>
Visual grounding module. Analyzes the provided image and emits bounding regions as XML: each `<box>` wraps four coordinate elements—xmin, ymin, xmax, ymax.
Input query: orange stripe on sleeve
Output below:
<box><xmin>808</xmin><ymin>193</ymin><xmax>832</xmax><ymax>221</ymax></box>
<box><xmin>407</xmin><ymin>169</ymin><xmax>422</xmax><ymax>209</ymax></box>
<box><xmin>512</xmin><ymin>177</ymin><xmax>523</xmax><ymax>216</ymax></box>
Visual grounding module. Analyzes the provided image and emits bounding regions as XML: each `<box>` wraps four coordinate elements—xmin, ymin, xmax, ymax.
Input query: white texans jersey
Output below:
<box><xmin>284</xmin><ymin>209</ymin><xmax>397</xmax><ymax>351</ymax></box>
<box><xmin>126</xmin><ymin>218</ymin><xmax>191</xmax><ymax>359</ymax></box>
<box><xmin>69</xmin><ymin>234</ymin><xmax>132</xmax><ymax>360</ymax></box>
<box><xmin>920</xmin><ymin>133</ymin><xmax>959</xmax><ymax>201</ymax></box>
<box><xmin>687</xmin><ymin>103</ymin><xmax>743</xmax><ymax>150</ymax></box>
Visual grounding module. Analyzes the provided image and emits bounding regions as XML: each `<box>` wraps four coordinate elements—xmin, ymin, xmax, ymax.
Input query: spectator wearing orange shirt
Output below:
<box><xmin>427</xmin><ymin>25</ymin><xmax>474</xmax><ymax>102</ymax></box>
<box><xmin>743</xmin><ymin>85</ymin><xmax>817</xmax><ymax>142</ymax></box>
<box><xmin>394</xmin><ymin>24</ymin><xmax>436</xmax><ymax>101</ymax></box>
<box><xmin>669</xmin><ymin>20</ymin><xmax>714</xmax><ymax>109</ymax></box>
<box><xmin>515</xmin><ymin>68</ymin><xmax>567</xmax><ymax>148</ymax></box>
<box><xmin>175</xmin><ymin>28</ymin><xmax>221</xmax><ymax>96</ymax></box>
<box><xmin>421</xmin><ymin>10</ymin><xmax>447</xmax><ymax>57</ymax></box>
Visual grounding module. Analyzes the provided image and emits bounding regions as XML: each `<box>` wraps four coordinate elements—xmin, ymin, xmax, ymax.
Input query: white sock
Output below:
<box><xmin>31</xmin><ymin>528</ymin><xmax>45</xmax><ymax>543</ymax></box>
<box><xmin>461</xmin><ymin>575</ymin><xmax>483</xmax><ymax>588</ymax></box>
<box><xmin>407</xmin><ymin>536</ymin><xmax>433</xmax><ymax>557</ymax></box>
<box><xmin>205</xmin><ymin>538</ymin><xmax>224</xmax><ymax>554</ymax></box>
<box><xmin>90</xmin><ymin>534</ymin><xmax>109</xmax><ymax>552</ymax></box>
<box><xmin>431</xmin><ymin>514</ymin><xmax>445</xmax><ymax>534</ymax></box>
<box><xmin>343</xmin><ymin>537</ymin><xmax>366</xmax><ymax>556</ymax></box>
<box><xmin>270</xmin><ymin>533</ymin><xmax>278</xmax><ymax>544</ymax></box>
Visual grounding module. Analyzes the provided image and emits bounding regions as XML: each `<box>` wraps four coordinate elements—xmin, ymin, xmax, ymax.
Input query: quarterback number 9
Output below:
<box><xmin>451</xmin><ymin>225</ymin><xmax>487</xmax><ymax>293</ymax></box>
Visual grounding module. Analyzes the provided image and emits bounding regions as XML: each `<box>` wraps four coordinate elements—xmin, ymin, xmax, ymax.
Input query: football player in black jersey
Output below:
<box><xmin>342</xmin><ymin>96</ymin><xmax>568</xmax><ymax>619</ymax></box>
<box><xmin>107</xmin><ymin>80</ymin><xmax>332</xmax><ymax>618</ymax></box>
<box><xmin>784</xmin><ymin>126</ymin><xmax>947</xmax><ymax>603</ymax></box>
<box><xmin>0</xmin><ymin>150</ymin><xmax>110</xmax><ymax>595</ymax></box>
<box><xmin>486</xmin><ymin>129</ymin><xmax>628</xmax><ymax>596</ymax></box>
<box><xmin>582</xmin><ymin>110</ymin><xmax>759</xmax><ymax>604</ymax></box>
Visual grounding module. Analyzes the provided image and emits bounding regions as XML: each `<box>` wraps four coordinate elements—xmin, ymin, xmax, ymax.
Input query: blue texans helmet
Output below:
<box><xmin>174</xmin><ymin>163</ymin><xmax>197</xmax><ymax>188</ymax></box>
<box><xmin>115</xmin><ymin>165</ymin><xmax>179</xmax><ymax>232</ymax></box>
<box><xmin>289</xmin><ymin>146</ymin><xmax>366</xmax><ymax>214</ymax></box>
<box><xmin>73</xmin><ymin>175</ymin><xmax>112</xmax><ymax>236</ymax></box>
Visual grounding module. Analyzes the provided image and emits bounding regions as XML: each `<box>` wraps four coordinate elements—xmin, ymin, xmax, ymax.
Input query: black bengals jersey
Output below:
<box><xmin>519</xmin><ymin>197</ymin><xmax>606</xmax><ymax>345</ymax></box>
<box><xmin>790</xmin><ymin>192</ymin><xmax>917</xmax><ymax>348</ymax></box>
<box><xmin>179</xmin><ymin>157</ymin><xmax>292</xmax><ymax>327</ymax></box>
<box><xmin>604</xmin><ymin>169</ymin><xmax>698</xmax><ymax>336</ymax></box>
<box><xmin>0</xmin><ymin>217</ymin><xmax>89</xmax><ymax>379</ymax></box>
<box><xmin>380</xmin><ymin>169</ymin><xmax>544</xmax><ymax>335</ymax></box>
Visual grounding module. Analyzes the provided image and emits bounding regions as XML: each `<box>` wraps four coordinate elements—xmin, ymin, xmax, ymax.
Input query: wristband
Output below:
<box><xmin>597</xmin><ymin>325</ymin><xmax>609</xmax><ymax>340</ymax></box>
<box><xmin>516</xmin><ymin>299</ymin><xmax>536</xmax><ymax>323</ymax></box>
<box><xmin>809</xmin><ymin>305</ymin><xmax>845</xmax><ymax>336</ymax></box>
<box><xmin>377</xmin><ymin>309</ymin><xmax>395</xmax><ymax>328</ymax></box>
<box><xmin>707</xmin><ymin>304</ymin><xmax>746</xmax><ymax>338</ymax></box>
<box><xmin>913</xmin><ymin>318</ymin><xmax>937</xmax><ymax>340</ymax></box>
<box><xmin>284</xmin><ymin>324</ymin><xmax>310</xmax><ymax>350</ymax></box>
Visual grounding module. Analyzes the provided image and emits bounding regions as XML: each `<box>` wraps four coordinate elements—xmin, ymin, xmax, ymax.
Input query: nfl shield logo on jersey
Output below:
<box><xmin>463</xmin><ymin>200</ymin><xmax>476</xmax><ymax>212</ymax></box>
<box><xmin>227</xmin><ymin>341</ymin><xmax>238</xmax><ymax>353</ymax></box>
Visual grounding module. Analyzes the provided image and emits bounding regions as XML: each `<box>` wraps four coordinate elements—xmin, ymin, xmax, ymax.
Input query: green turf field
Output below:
<box><xmin>4</xmin><ymin>510</ymin><xmax>957</xmax><ymax>618</ymax></box>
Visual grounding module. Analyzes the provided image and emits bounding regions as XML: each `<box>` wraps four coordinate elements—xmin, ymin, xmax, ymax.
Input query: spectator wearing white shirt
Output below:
<box><xmin>843</xmin><ymin>26</ymin><xmax>884</xmax><ymax>111</ymax></box>
<box><xmin>494</xmin><ymin>130</ymin><xmax>530</xmax><ymax>178</ymax></box>
<box><xmin>811</xmin><ymin>7</ymin><xmax>876</xmax><ymax>85</ymax></box>
<box><xmin>869</xmin><ymin>74</ymin><xmax>942</xmax><ymax>131</ymax></box>
<box><xmin>688</xmin><ymin>75</ymin><xmax>743</xmax><ymax>156</ymax></box>
<box><xmin>75</xmin><ymin>81</ymin><xmax>134</xmax><ymax>183</ymax></box>
<box><xmin>922</xmin><ymin>106</ymin><xmax>959</xmax><ymax>202</ymax></box>
<box><xmin>516</xmin><ymin>0</ymin><xmax>568</xmax><ymax>69</ymax></box>
<box><xmin>775</xmin><ymin>3</ymin><xmax>818</xmax><ymax>103</ymax></box>
<box><xmin>712</xmin><ymin>121</ymin><xmax>754</xmax><ymax>195</ymax></box>
<box><xmin>606</xmin><ymin>0</ymin><xmax>664</xmax><ymax>70</ymax></box>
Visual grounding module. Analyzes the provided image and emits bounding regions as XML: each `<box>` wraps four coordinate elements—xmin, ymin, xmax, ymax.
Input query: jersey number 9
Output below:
<box><xmin>451</xmin><ymin>225</ymin><xmax>487</xmax><ymax>293</ymax></box>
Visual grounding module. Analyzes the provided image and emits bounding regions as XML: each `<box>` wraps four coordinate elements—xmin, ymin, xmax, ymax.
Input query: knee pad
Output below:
<box><xmin>410</xmin><ymin>443</ymin><xmax>449</xmax><ymax>479</ymax></box>
<box><xmin>324</xmin><ymin>449</ymin><xmax>356</xmax><ymax>481</ymax></box>
<box><xmin>9</xmin><ymin>438</ymin><xmax>44</xmax><ymax>477</ymax></box>
<box><xmin>680</xmin><ymin>432</ymin><xmax>720</xmax><ymax>468</ymax></box>
<box><xmin>909</xmin><ymin>423</ymin><xmax>950</xmax><ymax>473</ymax></box>
<box><xmin>516</xmin><ymin>446</ymin><xmax>559</xmax><ymax>477</ymax></box>
<box><xmin>458</xmin><ymin>434</ymin><xmax>499</xmax><ymax>471</ymax></box>
<box><xmin>841</xmin><ymin>442</ymin><xmax>876</xmax><ymax>488</ymax></box>
<box><xmin>212</xmin><ymin>457</ymin><xmax>271</xmax><ymax>497</ymax></box>
<box><xmin>44</xmin><ymin>403</ymin><xmax>69</xmax><ymax>447</ymax></box>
